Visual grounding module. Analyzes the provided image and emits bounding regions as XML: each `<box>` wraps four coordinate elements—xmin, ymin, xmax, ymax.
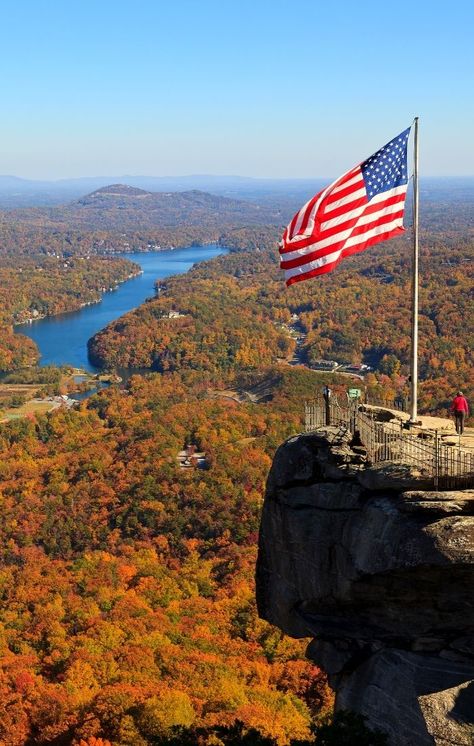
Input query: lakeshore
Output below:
<box><xmin>14</xmin><ymin>244</ymin><xmax>227</xmax><ymax>370</ymax></box>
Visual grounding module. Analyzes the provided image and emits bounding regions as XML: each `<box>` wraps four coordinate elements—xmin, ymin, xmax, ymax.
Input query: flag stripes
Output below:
<box><xmin>280</xmin><ymin>128</ymin><xmax>411</xmax><ymax>286</ymax></box>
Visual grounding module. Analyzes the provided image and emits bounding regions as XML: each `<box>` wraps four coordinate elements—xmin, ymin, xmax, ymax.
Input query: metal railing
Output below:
<box><xmin>305</xmin><ymin>398</ymin><xmax>474</xmax><ymax>490</ymax></box>
<box><xmin>365</xmin><ymin>394</ymin><xmax>407</xmax><ymax>411</ymax></box>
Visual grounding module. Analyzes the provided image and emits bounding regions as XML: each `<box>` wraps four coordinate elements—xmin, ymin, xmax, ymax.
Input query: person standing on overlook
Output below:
<box><xmin>451</xmin><ymin>391</ymin><xmax>469</xmax><ymax>435</ymax></box>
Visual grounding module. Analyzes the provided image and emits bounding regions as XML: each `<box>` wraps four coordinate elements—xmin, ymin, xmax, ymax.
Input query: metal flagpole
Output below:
<box><xmin>409</xmin><ymin>116</ymin><xmax>419</xmax><ymax>423</ymax></box>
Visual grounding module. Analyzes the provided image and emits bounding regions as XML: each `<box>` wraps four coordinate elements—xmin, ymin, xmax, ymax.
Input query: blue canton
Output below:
<box><xmin>361</xmin><ymin>127</ymin><xmax>410</xmax><ymax>201</ymax></box>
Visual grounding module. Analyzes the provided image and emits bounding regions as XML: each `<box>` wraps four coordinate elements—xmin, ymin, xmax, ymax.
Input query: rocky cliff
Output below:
<box><xmin>256</xmin><ymin>428</ymin><xmax>474</xmax><ymax>746</ymax></box>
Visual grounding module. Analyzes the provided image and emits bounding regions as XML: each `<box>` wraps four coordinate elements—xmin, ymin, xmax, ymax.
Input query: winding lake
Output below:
<box><xmin>15</xmin><ymin>244</ymin><xmax>227</xmax><ymax>371</ymax></box>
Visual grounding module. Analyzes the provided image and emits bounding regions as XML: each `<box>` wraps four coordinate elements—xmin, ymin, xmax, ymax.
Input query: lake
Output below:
<box><xmin>15</xmin><ymin>244</ymin><xmax>227</xmax><ymax>371</ymax></box>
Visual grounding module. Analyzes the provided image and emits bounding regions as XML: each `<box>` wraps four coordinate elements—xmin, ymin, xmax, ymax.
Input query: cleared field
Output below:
<box><xmin>0</xmin><ymin>383</ymin><xmax>40</xmax><ymax>400</ymax></box>
<box><xmin>0</xmin><ymin>399</ymin><xmax>58</xmax><ymax>421</ymax></box>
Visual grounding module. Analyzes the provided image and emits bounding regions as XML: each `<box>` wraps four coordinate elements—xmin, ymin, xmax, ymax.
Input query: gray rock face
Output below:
<box><xmin>256</xmin><ymin>429</ymin><xmax>474</xmax><ymax>746</ymax></box>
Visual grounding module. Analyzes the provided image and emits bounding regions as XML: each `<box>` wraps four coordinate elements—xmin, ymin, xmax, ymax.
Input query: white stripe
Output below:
<box><xmin>343</xmin><ymin>217</ymin><xmax>403</xmax><ymax>249</ymax></box>
<box><xmin>284</xmin><ymin>248</ymin><xmax>344</xmax><ymax>279</ymax></box>
<box><xmin>282</xmin><ymin>213</ymin><xmax>404</xmax><ymax>267</ymax></box>
<box><xmin>322</xmin><ymin>187</ymin><xmax>367</xmax><ymax>214</ymax></box>
<box><xmin>284</xmin><ymin>216</ymin><xmax>403</xmax><ymax>280</ymax></box>
<box><xmin>355</xmin><ymin>201</ymin><xmax>403</xmax><ymax>228</ymax></box>
<box><xmin>298</xmin><ymin>172</ymin><xmax>361</xmax><ymax>239</ymax></box>
<box><xmin>291</xmin><ymin>196</ymin><xmax>316</xmax><ymax>238</ymax></box>
<box><xmin>281</xmin><ymin>202</ymin><xmax>405</xmax><ymax>264</ymax></box>
<box><xmin>320</xmin><ymin>184</ymin><xmax>407</xmax><ymax>232</ymax></box>
<box><xmin>330</xmin><ymin>172</ymin><xmax>364</xmax><ymax>195</ymax></box>
<box><xmin>285</xmin><ymin>164</ymin><xmax>360</xmax><ymax>245</ymax></box>
<box><xmin>282</xmin><ymin>225</ymin><xmax>352</xmax><ymax>261</ymax></box>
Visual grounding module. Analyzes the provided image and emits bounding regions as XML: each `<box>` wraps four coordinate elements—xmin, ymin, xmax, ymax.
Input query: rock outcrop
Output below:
<box><xmin>256</xmin><ymin>428</ymin><xmax>474</xmax><ymax>746</ymax></box>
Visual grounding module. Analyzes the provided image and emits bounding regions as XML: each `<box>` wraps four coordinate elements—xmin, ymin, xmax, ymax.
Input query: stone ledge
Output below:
<box><xmin>256</xmin><ymin>430</ymin><xmax>474</xmax><ymax>745</ymax></box>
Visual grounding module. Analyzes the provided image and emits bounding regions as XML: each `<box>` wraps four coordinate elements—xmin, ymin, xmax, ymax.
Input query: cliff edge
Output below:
<box><xmin>256</xmin><ymin>428</ymin><xmax>474</xmax><ymax>746</ymax></box>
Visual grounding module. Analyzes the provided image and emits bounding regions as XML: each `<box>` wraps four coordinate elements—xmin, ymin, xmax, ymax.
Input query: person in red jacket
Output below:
<box><xmin>451</xmin><ymin>391</ymin><xmax>469</xmax><ymax>435</ymax></box>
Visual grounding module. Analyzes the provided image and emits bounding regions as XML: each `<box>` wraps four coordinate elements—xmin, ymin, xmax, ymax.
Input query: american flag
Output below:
<box><xmin>280</xmin><ymin>127</ymin><xmax>411</xmax><ymax>286</ymax></box>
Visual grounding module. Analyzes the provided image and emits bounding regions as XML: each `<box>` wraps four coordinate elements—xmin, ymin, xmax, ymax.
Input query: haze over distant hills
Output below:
<box><xmin>0</xmin><ymin>173</ymin><xmax>473</xmax><ymax>211</ymax></box>
<box><xmin>0</xmin><ymin>174</ymin><xmax>330</xmax><ymax>211</ymax></box>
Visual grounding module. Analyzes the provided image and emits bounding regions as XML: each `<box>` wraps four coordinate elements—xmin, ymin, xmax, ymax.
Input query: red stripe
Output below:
<box><xmin>286</xmin><ymin>259</ymin><xmax>340</xmax><ymax>286</ymax></box>
<box><xmin>323</xmin><ymin>176</ymin><xmax>364</xmax><ymax>206</ymax></box>
<box><xmin>288</xmin><ymin>211</ymin><xmax>301</xmax><ymax>238</ymax></box>
<box><xmin>329</xmin><ymin>166</ymin><xmax>360</xmax><ymax>191</ymax></box>
<box><xmin>284</xmin><ymin>226</ymin><xmax>405</xmax><ymax>286</ymax></box>
<box><xmin>296</xmin><ymin>191</ymin><xmax>322</xmax><ymax>237</ymax></box>
<box><xmin>320</xmin><ymin>192</ymin><xmax>406</xmax><ymax>234</ymax></box>
<box><xmin>280</xmin><ymin>189</ymin><xmax>407</xmax><ymax>255</ymax></box>
<box><xmin>340</xmin><ymin>226</ymin><xmax>405</xmax><ymax>259</ymax></box>
<box><xmin>287</xmin><ymin>189</ymin><xmax>323</xmax><ymax>240</ymax></box>
<box><xmin>319</xmin><ymin>194</ymin><xmax>368</xmax><ymax>222</ymax></box>
<box><xmin>350</xmin><ymin>209</ymin><xmax>404</xmax><ymax>239</ymax></box>
<box><xmin>285</xmin><ymin>167</ymin><xmax>359</xmax><ymax>242</ymax></box>
<box><xmin>279</xmin><ymin>197</ymin><xmax>368</xmax><ymax>253</ymax></box>
<box><xmin>280</xmin><ymin>209</ymin><xmax>405</xmax><ymax>270</ymax></box>
<box><xmin>317</xmin><ymin>198</ymin><xmax>405</xmax><ymax>243</ymax></box>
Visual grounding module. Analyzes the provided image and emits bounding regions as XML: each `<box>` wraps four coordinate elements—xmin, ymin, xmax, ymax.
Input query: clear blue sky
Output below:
<box><xmin>1</xmin><ymin>0</ymin><xmax>473</xmax><ymax>179</ymax></box>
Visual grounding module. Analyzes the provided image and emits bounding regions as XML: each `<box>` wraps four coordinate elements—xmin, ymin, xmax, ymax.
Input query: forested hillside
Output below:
<box><xmin>0</xmin><ymin>368</ymin><xmax>335</xmax><ymax>745</ymax></box>
<box><xmin>0</xmin><ymin>186</ymin><xmax>472</xmax><ymax>743</ymax></box>
<box><xmin>0</xmin><ymin>186</ymin><xmax>285</xmax><ymax>372</ymax></box>
<box><xmin>89</xmin><ymin>233</ymin><xmax>473</xmax><ymax>417</ymax></box>
<box><xmin>2</xmin><ymin>186</ymin><xmax>282</xmax><ymax>233</ymax></box>
<box><xmin>0</xmin><ymin>254</ymin><xmax>138</xmax><ymax>371</ymax></box>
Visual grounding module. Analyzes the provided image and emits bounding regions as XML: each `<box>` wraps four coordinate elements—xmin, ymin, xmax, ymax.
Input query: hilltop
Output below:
<box><xmin>2</xmin><ymin>185</ymin><xmax>283</xmax><ymax>232</ymax></box>
<box><xmin>84</xmin><ymin>184</ymin><xmax>153</xmax><ymax>198</ymax></box>
<box><xmin>0</xmin><ymin>173</ymin><xmax>473</xmax><ymax>211</ymax></box>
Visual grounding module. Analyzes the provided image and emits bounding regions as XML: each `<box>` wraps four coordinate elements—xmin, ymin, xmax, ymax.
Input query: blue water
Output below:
<box><xmin>15</xmin><ymin>244</ymin><xmax>226</xmax><ymax>371</ymax></box>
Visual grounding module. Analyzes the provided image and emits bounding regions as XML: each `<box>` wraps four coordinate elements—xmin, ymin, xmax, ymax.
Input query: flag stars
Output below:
<box><xmin>361</xmin><ymin>127</ymin><xmax>410</xmax><ymax>200</ymax></box>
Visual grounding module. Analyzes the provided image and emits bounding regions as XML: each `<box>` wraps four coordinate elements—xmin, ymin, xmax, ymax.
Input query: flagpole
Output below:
<box><xmin>409</xmin><ymin>116</ymin><xmax>419</xmax><ymax>423</ymax></box>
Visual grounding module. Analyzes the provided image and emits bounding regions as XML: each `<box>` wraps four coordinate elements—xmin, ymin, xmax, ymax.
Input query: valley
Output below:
<box><xmin>0</xmin><ymin>179</ymin><xmax>472</xmax><ymax>744</ymax></box>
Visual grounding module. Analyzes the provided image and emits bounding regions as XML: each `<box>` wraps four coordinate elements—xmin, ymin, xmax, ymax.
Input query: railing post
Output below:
<box><xmin>323</xmin><ymin>387</ymin><xmax>331</xmax><ymax>426</ymax></box>
<box><xmin>303</xmin><ymin>403</ymin><xmax>471</xmax><ymax>489</ymax></box>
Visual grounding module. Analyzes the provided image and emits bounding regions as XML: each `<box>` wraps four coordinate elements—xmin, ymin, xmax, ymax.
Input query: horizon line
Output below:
<box><xmin>1</xmin><ymin>173</ymin><xmax>474</xmax><ymax>185</ymax></box>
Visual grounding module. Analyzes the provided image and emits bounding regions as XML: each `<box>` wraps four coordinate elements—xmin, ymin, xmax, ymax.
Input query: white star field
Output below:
<box><xmin>361</xmin><ymin>129</ymin><xmax>410</xmax><ymax>200</ymax></box>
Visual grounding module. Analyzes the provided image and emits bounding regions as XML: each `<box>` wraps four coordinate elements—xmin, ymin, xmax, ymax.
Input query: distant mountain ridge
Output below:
<box><xmin>0</xmin><ymin>173</ymin><xmax>472</xmax><ymax>211</ymax></box>
<box><xmin>2</xmin><ymin>184</ymin><xmax>283</xmax><ymax>232</ymax></box>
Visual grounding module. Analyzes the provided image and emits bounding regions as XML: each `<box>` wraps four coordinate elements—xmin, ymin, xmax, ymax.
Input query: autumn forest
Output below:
<box><xmin>0</xmin><ymin>183</ymin><xmax>472</xmax><ymax>745</ymax></box>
